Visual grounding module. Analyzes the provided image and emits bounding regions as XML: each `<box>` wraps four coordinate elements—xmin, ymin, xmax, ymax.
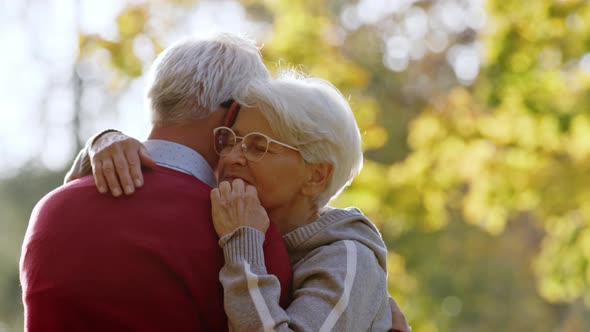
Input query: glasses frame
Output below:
<box><xmin>213</xmin><ymin>126</ymin><xmax>299</xmax><ymax>162</ymax></box>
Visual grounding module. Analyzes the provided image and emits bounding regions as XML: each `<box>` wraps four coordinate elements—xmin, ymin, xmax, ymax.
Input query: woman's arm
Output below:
<box><xmin>64</xmin><ymin>130</ymin><xmax>156</xmax><ymax>196</ymax></box>
<box><xmin>389</xmin><ymin>297</ymin><xmax>411</xmax><ymax>332</ymax></box>
<box><xmin>64</xmin><ymin>145</ymin><xmax>93</xmax><ymax>184</ymax></box>
<box><xmin>218</xmin><ymin>227</ymin><xmax>289</xmax><ymax>331</ymax></box>
<box><xmin>218</xmin><ymin>231</ymin><xmax>390</xmax><ymax>332</ymax></box>
<box><xmin>211</xmin><ymin>182</ymin><xmax>389</xmax><ymax>331</ymax></box>
<box><xmin>64</xmin><ymin>129</ymin><xmax>120</xmax><ymax>184</ymax></box>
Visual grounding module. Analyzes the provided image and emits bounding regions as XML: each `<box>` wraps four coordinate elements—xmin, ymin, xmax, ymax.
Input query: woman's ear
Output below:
<box><xmin>302</xmin><ymin>162</ymin><xmax>333</xmax><ymax>197</ymax></box>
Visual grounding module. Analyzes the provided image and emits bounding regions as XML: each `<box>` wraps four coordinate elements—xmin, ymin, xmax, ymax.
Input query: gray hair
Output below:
<box><xmin>246</xmin><ymin>71</ymin><xmax>364</xmax><ymax>207</ymax></box>
<box><xmin>146</xmin><ymin>33</ymin><xmax>270</xmax><ymax>124</ymax></box>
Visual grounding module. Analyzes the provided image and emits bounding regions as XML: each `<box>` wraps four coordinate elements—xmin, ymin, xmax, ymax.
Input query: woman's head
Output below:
<box><xmin>250</xmin><ymin>72</ymin><xmax>363</xmax><ymax>207</ymax></box>
<box><xmin>217</xmin><ymin>71</ymin><xmax>363</xmax><ymax>211</ymax></box>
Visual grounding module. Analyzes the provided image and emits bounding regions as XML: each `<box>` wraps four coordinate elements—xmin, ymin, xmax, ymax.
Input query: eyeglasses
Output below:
<box><xmin>213</xmin><ymin>126</ymin><xmax>299</xmax><ymax>162</ymax></box>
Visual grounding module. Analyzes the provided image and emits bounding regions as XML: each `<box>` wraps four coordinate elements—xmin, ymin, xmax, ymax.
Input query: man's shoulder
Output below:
<box><xmin>142</xmin><ymin>166</ymin><xmax>213</xmax><ymax>194</ymax></box>
<box><xmin>32</xmin><ymin>178</ymin><xmax>91</xmax><ymax>213</ymax></box>
<box><xmin>33</xmin><ymin>167</ymin><xmax>213</xmax><ymax>223</ymax></box>
<box><xmin>52</xmin><ymin>167</ymin><xmax>211</xmax><ymax>200</ymax></box>
<box><xmin>27</xmin><ymin>168</ymin><xmax>217</xmax><ymax>247</ymax></box>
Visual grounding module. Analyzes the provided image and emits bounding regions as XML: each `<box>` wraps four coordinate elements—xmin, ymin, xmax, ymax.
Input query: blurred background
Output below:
<box><xmin>2</xmin><ymin>0</ymin><xmax>590</xmax><ymax>330</ymax></box>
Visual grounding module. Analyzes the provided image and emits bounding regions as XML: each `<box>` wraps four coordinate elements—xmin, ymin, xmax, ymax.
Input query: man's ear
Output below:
<box><xmin>302</xmin><ymin>162</ymin><xmax>334</xmax><ymax>197</ymax></box>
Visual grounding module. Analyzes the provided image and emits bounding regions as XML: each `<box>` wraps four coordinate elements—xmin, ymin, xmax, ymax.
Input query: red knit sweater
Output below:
<box><xmin>20</xmin><ymin>166</ymin><xmax>292</xmax><ymax>332</ymax></box>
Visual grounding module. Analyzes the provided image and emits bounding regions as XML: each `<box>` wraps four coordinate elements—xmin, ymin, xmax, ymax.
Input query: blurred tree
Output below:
<box><xmin>0</xmin><ymin>168</ymin><xmax>65</xmax><ymax>331</ymax></box>
<box><xmin>378</xmin><ymin>0</ymin><xmax>590</xmax><ymax>311</ymax></box>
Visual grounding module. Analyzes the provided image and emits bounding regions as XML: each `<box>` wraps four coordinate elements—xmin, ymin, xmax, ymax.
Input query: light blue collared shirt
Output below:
<box><xmin>143</xmin><ymin>140</ymin><xmax>217</xmax><ymax>188</ymax></box>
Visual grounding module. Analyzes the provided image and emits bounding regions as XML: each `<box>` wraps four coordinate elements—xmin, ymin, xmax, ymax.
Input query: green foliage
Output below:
<box><xmin>0</xmin><ymin>169</ymin><xmax>65</xmax><ymax>331</ymax></box>
<box><xmin>383</xmin><ymin>0</ymin><xmax>590</xmax><ymax>311</ymax></box>
<box><xmin>79</xmin><ymin>5</ymin><xmax>155</xmax><ymax>79</ymax></box>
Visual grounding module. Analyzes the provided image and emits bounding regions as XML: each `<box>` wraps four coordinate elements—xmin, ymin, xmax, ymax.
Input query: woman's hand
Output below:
<box><xmin>210</xmin><ymin>179</ymin><xmax>270</xmax><ymax>238</ymax></box>
<box><xmin>90</xmin><ymin>131</ymin><xmax>157</xmax><ymax>196</ymax></box>
<box><xmin>389</xmin><ymin>297</ymin><xmax>411</xmax><ymax>332</ymax></box>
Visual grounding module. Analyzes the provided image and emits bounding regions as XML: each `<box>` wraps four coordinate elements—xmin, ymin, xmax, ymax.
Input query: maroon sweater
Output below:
<box><xmin>20</xmin><ymin>166</ymin><xmax>292</xmax><ymax>332</ymax></box>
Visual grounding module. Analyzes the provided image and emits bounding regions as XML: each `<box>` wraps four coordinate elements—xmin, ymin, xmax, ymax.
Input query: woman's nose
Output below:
<box><xmin>222</xmin><ymin>143</ymin><xmax>247</xmax><ymax>164</ymax></box>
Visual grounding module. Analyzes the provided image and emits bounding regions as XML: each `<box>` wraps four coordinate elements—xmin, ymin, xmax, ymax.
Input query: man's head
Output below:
<box><xmin>147</xmin><ymin>33</ymin><xmax>270</xmax><ymax>124</ymax></box>
<box><xmin>145</xmin><ymin>33</ymin><xmax>270</xmax><ymax>166</ymax></box>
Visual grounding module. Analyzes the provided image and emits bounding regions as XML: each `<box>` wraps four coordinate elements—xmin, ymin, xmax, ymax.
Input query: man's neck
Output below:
<box><xmin>148</xmin><ymin>121</ymin><xmax>217</xmax><ymax>170</ymax></box>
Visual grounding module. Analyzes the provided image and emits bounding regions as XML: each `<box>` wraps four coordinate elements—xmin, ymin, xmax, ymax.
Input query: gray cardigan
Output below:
<box><xmin>219</xmin><ymin>207</ymin><xmax>392</xmax><ymax>332</ymax></box>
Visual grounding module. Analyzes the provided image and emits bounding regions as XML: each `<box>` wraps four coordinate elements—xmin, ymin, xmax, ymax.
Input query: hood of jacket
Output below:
<box><xmin>282</xmin><ymin>207</ymin><xmax>388</xmax><ymax>273</ymax></box>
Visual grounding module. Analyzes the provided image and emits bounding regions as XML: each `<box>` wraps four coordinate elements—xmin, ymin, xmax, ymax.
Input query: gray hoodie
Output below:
<box><xmin>219</xmin><ymin>207</ymin><xmax>392</xmax><ymax>332</ymax></box>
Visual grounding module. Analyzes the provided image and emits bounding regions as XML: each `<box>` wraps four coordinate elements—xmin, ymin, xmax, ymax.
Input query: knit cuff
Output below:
<box><xmin>63</xmin><ymin>129</ymin><xmax>122</xmax><ymax>183</ymax></box>
<box><xmin>89</xmin><ymin>128</ymin><xmax>121</xmax><ymax>147</ymax></box>
<box><xmin>218</xmin><ymin>227</ymin><xmax>266</xmax><ymax>267</ymax></box>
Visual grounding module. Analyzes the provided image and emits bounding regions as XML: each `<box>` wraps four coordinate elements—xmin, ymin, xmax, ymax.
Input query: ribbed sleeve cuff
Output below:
<box><xmin>90</xmin><ymin>128</ymin><xmax>121</xmax><ymax>147</ymax></box>
<box><xmin>218</xmin><ymin>227</ymin><xmax>266</xmax><ymax>267</ymax></box>
<box><xmin>64</xmin><ymin>129</ymin><xmax>121</xmax><ymax>184</ymax></box>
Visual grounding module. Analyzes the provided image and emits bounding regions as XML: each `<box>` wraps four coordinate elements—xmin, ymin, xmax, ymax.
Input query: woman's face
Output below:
<box><xmin>215</xmin><ymin>107</ymin><xmax>308</xmax><ymax>213</ymax></box>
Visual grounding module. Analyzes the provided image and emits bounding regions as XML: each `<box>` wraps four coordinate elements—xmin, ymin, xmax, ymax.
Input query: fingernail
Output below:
<box><xmin>125</xmin><ymin>185</ymin><xmax>134</xmax><ymax>194</ymax></box>
<box><xmin>134</xmin><ymin>179</ymin><xmax>142</xmax><ymax>187</ymax></box>
<box><xmin>113</xmin><ymin>188</ymin><xmax>121</xmax><ymax>197</ymax></box>
<box><xmin>98</xmin><ymin>186</ymin><xmax>106</xmax><ymax>194</ymax></box>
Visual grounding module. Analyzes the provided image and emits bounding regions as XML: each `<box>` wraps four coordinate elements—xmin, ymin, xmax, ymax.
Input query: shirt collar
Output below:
<box><xmin>143</xmin><ymin>139</ymin><xmax>217</xmax><ymax>188</ymax></box>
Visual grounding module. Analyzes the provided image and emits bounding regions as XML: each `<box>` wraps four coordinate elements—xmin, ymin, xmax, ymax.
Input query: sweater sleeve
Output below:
<box><xmin>219</xmin><ymin>227</ymin><xmax>290</xmax><ymax>332</ymax></box>
<box><xmin>63</xmin><ymin>146</ymin><xmax>92</xmax><ymax>184</ymax></box>
<box><xmin>219</xmin><ymin>228</ymin><xmax>390</xmax><ymax>332</ymax></box>
<box><xmin>63</xmin><ymin>129</ymin><xmax>121</xmax><ymax>184</ymax></box>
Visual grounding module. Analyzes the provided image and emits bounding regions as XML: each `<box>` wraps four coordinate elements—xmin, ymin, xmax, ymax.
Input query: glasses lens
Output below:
<box><xmin>214</xmin><ymin>128</ymin><xmax>235</xmax><ymax>155</ymax></box>
<box><xmin>243</xmin><ymin>133</ymin><xmax>269</xmax><ymax>161</ymax></box>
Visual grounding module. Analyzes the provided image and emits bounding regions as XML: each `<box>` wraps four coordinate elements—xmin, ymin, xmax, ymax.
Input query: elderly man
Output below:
<box><xmin>20</xmin><ymin>33</ymin><xmax>292</xmax><ymax>332</ymax></box>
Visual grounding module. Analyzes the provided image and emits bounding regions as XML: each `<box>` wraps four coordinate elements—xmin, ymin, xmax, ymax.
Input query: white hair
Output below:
<box><xmin>146</xmin><ymin>33</ymin><xmax>270</xmax><ymax>124</ymax></box>
<box><xmin>245</xmin><ymin>71</ymin><xmax>364</xmax><ymax>207</ymax></box>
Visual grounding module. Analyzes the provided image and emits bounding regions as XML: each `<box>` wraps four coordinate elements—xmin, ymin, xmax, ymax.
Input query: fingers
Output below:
<box><xmin>245</xmin><ymin>184</ymin><xmax>257</xmax><ymax>196</ymax></box>
<box><xmin>389</xmin><ymin>297</ymin><xmax>401</xmax><ymax>312</ymax></box>
<box><xmin>244</xmin><ymin>184</ymin><xmax>261</xmax><ymax>206</ymax></box>
<box><xmin>232</xmin><ymin>179</ymin><xmax>245</xmax><ymax>193</ymax></box>
<box><xmin>389</xmin><ymin>297</ymin><xmax>410</xmax><ymax>332</ymax></box>
<box><xmin>92</xmin><ymin>160</ymin><xmax>108</xmax><ymax>194</ymax></box>
<box><xmin>139</xmin><ymin>145</ymin><xmax>157</xmax><ymax>169</ymax></box>
<box><xmin>125</xmin><ymin>147</ymin><xmax>144</xmax><ymax>189</ymax></box>
<box><xmin>90</xmin><ymin>136</ymin><xmax>151</xmax><ymax>196</ymax></box>
<box><xmin>210</xmin><ymin>188</ymin><xmax>222</xmax><ymax>209</ymax></box>
<box><xmin>120</xmin><ymin>140</ymin><xmax>154</xmax><ymax>191</ymax></box>
<box><xmin>210</xmin><ymin>187</ymin><xmax>230</xmax><ymax>238</ymax></box>
<box><xmin>218</xmin><ymin>179</ymin><xmax>248</xmax><ymax>199</ymax></box>
<box><xmin>210</xmin><ymin>187</ymin><xmax>221</xmax><ymax>201</ymax></box>
<box><xmin>218</xmin><ymin>179</ymin><xmax>247</xmax><ymax>212</ymax></box>
<box><xmin>218</xmin><ymin>180</ymin><xmax>232</xmax><ymax>199</ymax></box>
<box><xmin>218</xmin><ymin>179</ymin><xmax>258</xmax><ymax>201</ymax></box>
<box><xmin>113</xmin><ymin>148</ymin><xmax>135</xmax><ymax>195</ymax></box>
<box><xmin>100</xmin><ymin>158</ymin><xmax>122</xmax><ymax>197</ymax></box>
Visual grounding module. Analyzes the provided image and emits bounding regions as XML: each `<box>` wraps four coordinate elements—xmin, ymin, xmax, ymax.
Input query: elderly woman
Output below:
<box><xmin>68</xmin><ymin>72</ymin><xmax>410</xmax><ymax>332</ymax></box>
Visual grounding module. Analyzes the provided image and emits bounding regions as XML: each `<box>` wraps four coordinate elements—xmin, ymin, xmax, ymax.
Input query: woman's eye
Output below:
<box><xmin>254</xmin><ymin>144</ymin><xmax>267</xmax><ymax>152</ymax></box>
